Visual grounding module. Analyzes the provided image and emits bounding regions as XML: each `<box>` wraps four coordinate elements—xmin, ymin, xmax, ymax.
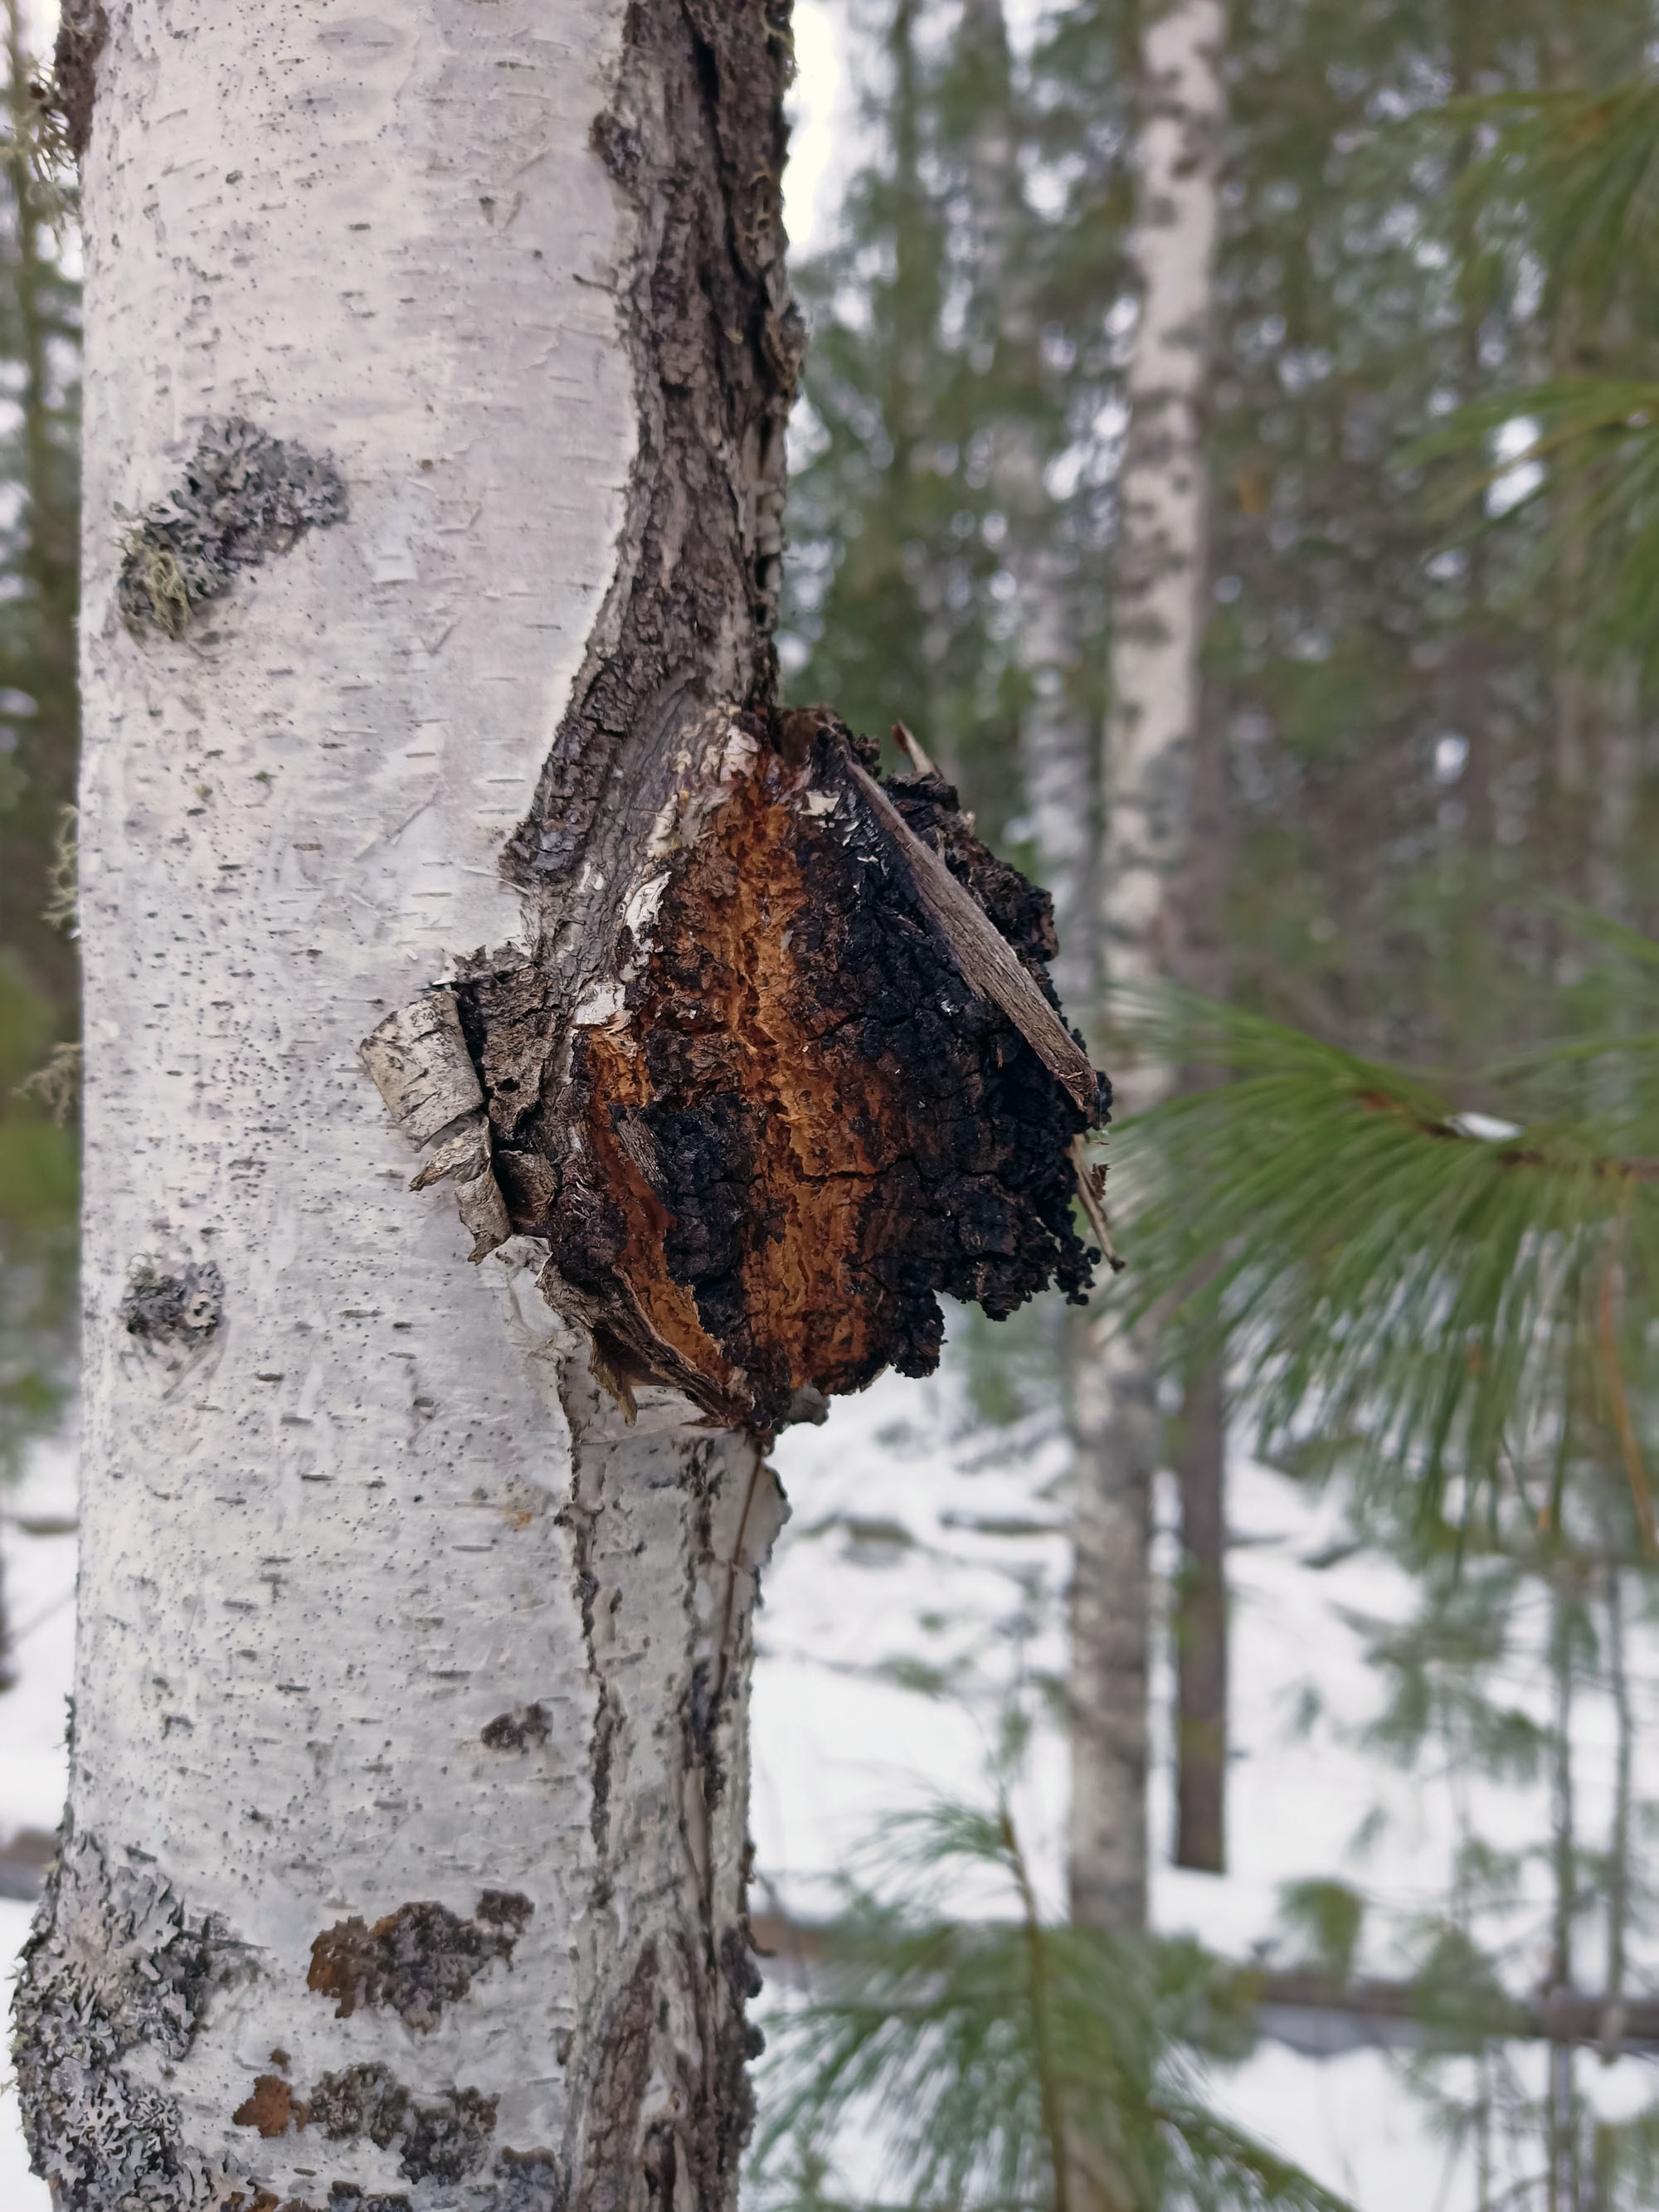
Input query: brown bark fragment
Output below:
<box><xmin>306</xmin><ymin>1894</ymin><xmax>533</xmax><ymax>2030</ymax></box>
<box><xmin>233</xmin><ymin>2061</ymin><xmax>499</xmax><ymax>2187</ymax></box>
<box><xmin>232</xmin><ymin>2076</ymin><xmax>294</xmax><ymax>2139</ymax></box>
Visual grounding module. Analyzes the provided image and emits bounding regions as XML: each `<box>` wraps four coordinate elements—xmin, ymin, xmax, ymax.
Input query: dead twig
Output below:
<box><xmin>1068</xmin><ymin>1135</ymin><xmax>1125</xmax><ymax>1274</ymax></box>
<box><xmin>892</xmin><ymin>719</ymin><xmax>936</xmax><ymax>777</ymax></box>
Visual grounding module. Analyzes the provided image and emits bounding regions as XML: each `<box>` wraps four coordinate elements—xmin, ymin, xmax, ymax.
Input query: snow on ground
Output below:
<box><xmin>754</xmin><ymin>1346</ymin><xmax>1659</xmax><ymax>2212</ymax></box>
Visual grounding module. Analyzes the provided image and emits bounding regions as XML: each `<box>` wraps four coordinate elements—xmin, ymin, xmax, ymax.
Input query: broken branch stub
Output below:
<box><xmin>361</xmin><ymin>989</ymin><xmax>483</xmax><ymax>1145</ymax></box>
<box><xmin>367</xmin><ymin>707</ymin><xmax>1111</xmax><ymax>1431</ymax></box>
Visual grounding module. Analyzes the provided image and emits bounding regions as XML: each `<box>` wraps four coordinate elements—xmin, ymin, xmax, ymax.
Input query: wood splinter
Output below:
<box><xmin>892</xmin><ymin>719</ymin><xmax>936</xmax><ymax>777</ymax></box>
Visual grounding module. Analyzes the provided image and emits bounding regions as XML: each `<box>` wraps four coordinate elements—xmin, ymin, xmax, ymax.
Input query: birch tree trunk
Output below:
<box><xmin>1069</xmin><ymin>0</ymin><xmax>1224</xmax><ymax>1935</ymax></box>
<box><xmin>957</xmin><ymin>0</ymin><xmax>1094</xmax><ymax>1008</ymax></box>
<box><xmin>11</xmin><ymin>7</ymin><xmax>1105</xmax><ymax>2206</ymax></box>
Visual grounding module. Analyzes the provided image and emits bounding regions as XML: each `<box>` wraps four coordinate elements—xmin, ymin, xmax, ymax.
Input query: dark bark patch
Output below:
<box><xmin>478</xmin><ymin>711</ymin><xmax>1106</xmax><ymax>1432</ymax></box>
<box><xmin>503</xmin><ymin>0</ymin><xmax>800</xmax><ymax>896</ymax></box>
<box><xmin>118</xmin><ymin>419</ymin><xmax>346</xmax><ymax>638</ymax></box>
<box><xmin>588</xmin><ymin>1683</ymin><xmax>618</xmax><ymax>1885</ymax></box>
<box><xmin>302</xmin><ymin>2064</ymin><xmax>498</xmax><ymax>2184</ymax></box>
<box><xmin>687</xmin><ymin>1660</ymin><xmax>725</xmax><ymax>1809</ymax></box>
<box><xmin>307</xmin><ymin>1893</ymin><xmax>533</xmax><ymax>2030</ymax></box>
<box><xmin>50</xmin><ymin>3</ymin><xmax>108</xmax><ymax>158</ymax></box>
<box><xmin>481</xmin><ymin>1701</ymin><xmax>552</xmax><ymax>1752</ymax></box>
<box><xmin>708</xmin><ymin>1928</ymin><xmax>763</xmax><ymax>2187</ymax></box>
<box><xmin>572</xmin><ymin>1942</ymin><xmax>658</xmax><ymax>2212</ymax></box>
<box><xmin>641</xmin><ymin>2119</ymin><xmax>675</xmax><ymax>2212</ymax></box>
<box><xmin>119</xmin><ymin>1257</ymin><xmax>224</xmax><ymax>1343</ymax></box>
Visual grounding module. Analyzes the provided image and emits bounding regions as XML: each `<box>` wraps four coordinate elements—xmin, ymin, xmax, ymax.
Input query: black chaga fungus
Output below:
<box><xmin>464</xmin><ymin>707</ymin><xmax>1110</xmax><ymax>1433</ymax></box>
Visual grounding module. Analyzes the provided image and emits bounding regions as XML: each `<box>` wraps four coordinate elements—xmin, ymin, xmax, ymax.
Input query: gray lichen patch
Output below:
<box><xmin>9</xmin><ymin>1830</ymin><xmax>244</xmax><ymax>2210</ymax></box>
<box><xmin>118</xmin><ymin>419</ymin><xmax>346</xmax><ymax>638</ymax></box>
<box><xmin>306</xmin><ymin>1893</ymin><xmax>534</xmax><ymax>2031</ymax></box>
<box><xmin>120</xmin><ymin>1257</ymin><xmax>225</xmax><ymax>1344</ymax></box>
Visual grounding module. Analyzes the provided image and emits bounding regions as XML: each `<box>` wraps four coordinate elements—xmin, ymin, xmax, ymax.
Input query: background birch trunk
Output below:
<box><xmin>1069</xmin><ymin>0</ymin><xmax>1225</xmax><ymax>1935</ymax></box>
<box><xmin>11</xmin><ymin>7</ymin><xmax>795</xmax><ymax>2209</ymax></box>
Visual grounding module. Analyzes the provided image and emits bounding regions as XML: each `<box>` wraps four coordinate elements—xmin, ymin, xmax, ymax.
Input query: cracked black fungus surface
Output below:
<box><xmin>468</xmin><ymin>711</ymin><xmax>1107</xmax><ymax>1432</ymax></box>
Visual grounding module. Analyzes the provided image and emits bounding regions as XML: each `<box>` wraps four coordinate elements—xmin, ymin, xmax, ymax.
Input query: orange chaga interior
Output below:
<box><xmin>580</xmin><ymin>751</ymin><xmax>902</xmax><ymax>1412</ymax></box>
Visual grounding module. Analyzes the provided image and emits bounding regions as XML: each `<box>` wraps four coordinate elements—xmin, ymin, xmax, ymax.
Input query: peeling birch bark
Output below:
<box><xmin>1072</xmin><ymin>0</ymin><xmax>1226</xmax><ymax>1936</ymax></box>
<box><xmin>16</xmin><ymin>3</ymin><xmax>1107</xmax><ymax>2208</ymax></box>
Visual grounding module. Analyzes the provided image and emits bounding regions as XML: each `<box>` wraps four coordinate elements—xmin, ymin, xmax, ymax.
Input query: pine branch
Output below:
<box><xmin>1095</xmin><ymin>982</ymin><xmax>1659</xmax><ymax>1526</ymax></box>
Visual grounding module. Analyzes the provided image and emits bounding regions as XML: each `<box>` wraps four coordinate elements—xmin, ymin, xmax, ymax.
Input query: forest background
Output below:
<box><xmin>5</xmin><ymin>1</ymin><xmax>1659</xmax><ymax>2208</ymax></box>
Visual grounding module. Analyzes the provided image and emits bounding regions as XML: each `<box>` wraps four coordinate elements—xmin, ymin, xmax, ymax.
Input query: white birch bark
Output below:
<box><xmin>12</xmin><ymin>7</ymin><xmax>790</xmax><ymax>2209</ymax></box>
<box><xmin>1070</xmin><ymin>0</ymin><xmax>1225</xmax><ymax>1934</ymax></box>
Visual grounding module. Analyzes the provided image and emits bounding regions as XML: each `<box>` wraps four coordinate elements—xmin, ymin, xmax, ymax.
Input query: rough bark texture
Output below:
<box><xmin>51</xmin><ymin>2</ymin><xmax>109</xmax><ymax>161</ymax></box>
<box><xmin>17</xmin><ymin>3</ymin><xmax>1105</xmax><ymax>2208</ymax></box>
<box><xmin>1072</xmin><ymin>0</ymin><xmax>1225</xmax><ymax>1937</ymax></box>
<box><xmin>1171</xmin><ymin>1360</ymin><xmax>1227</xmax><ymax>1874</ymax></box>
<box><xmin>427</xmin><ymin>0</ymin><xmax>1102</xmax><ymax>1432</ymax></box>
